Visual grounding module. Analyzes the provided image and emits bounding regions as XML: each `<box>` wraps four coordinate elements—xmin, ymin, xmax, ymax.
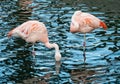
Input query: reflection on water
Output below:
<box><xmin>70</xmin><ymin>68</ymin><xmax>96</xmax><ymax>83</ymax></box>
<box><xmin>17</xmin><ymin>0</ymin><xmax>32</xmax><ymax>23</ymax></box>
<box><xmin>0</xmin><ymin>0</ymin><xmax>120</xmax><ymax>83</ymax></box>
<box><xmin>55</xmin><ymin>61</ymin><xmax>61</xmax><ymax>75</ymax></box>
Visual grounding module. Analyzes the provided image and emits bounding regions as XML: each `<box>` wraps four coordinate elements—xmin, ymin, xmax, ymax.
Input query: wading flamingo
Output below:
<box><xmin>70</xmin><ymin>11</ymin><xmax>107</xmax><ymax>62</ymax></box>
<box><xmin>7</xmin><ymin>20</ymin><xmax>61</xmax><ymax>61</ymax></box>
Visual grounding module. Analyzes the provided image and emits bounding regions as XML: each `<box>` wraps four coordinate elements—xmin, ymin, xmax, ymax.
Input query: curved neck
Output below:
<box><xmin>45</xmin><ymin>42</ymin><xmax>59</xmax><ymax>51</ymax></box>
<box><xmin>72</xmin><ymin>22</ymin><xmax>79</xmax><ymax>29</ymax></box>
<box><xmin>45</xmin><ymin>42</ymin><xmax>61</xmax><ymax>61</ymax></box>
<box><xmin>71</xmin><ymin>16</ymin><xmax>79</xmax><ymax>29</ymax></box>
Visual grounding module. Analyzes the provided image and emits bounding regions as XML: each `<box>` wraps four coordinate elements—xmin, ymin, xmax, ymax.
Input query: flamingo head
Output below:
<box><xmin>70</xmin><ymin>22</ymin><xmax>79</xmax><ymax>33</ymax></box>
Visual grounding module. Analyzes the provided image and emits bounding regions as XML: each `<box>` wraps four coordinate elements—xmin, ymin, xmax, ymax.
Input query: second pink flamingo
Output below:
<box><xmin>70</xmin><ymin>11</ymin><xmax>107</xmax><ymax>62</ymax></box>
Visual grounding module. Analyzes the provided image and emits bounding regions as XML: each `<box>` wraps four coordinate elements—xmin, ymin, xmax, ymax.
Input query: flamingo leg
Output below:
<box><xmin>32</xmin><ymin>44</ymin><xmax>36</xmax><ymax>57</ymax></box>
<box><xmin>31</xmin><ymin>44</ymin><xmax>37</xmax><ymax>67</ymax></box>
<box><xmin>83</xmin><ymin>34</ymin><xmax>86</xmax><ymax>62</ymax></box>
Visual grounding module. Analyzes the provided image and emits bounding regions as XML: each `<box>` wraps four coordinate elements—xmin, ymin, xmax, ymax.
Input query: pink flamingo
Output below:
<box><xmin>7</xmin><ymin>20</ymin><xmax>61</xmax><ymax>61</ymax></box>
<box><xmin>70</xmin><ymin>11</ymin><xmax>107</xmax><ymax>62</ymax></box>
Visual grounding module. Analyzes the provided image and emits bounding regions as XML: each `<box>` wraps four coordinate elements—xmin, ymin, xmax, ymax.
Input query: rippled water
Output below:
<box><xmin>0</xmin><ymin>0</ymin><xmax>120</xmax><ymax>83</ymax></box>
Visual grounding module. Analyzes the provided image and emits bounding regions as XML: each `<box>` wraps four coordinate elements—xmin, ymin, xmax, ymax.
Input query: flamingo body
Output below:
<box><xmin>8</xmin><ymin>20</ymin><xmax>49</xmax><ymax>43</ymax></box>
<box><xmin>70</xmin><ymin>11</ymin><xmax>107</xmax><ymax>33</ymax></box>
<box><xmin>8</xmin><ymin>20</ymin><xmax>61</xmax><ymax>61</ymax></box>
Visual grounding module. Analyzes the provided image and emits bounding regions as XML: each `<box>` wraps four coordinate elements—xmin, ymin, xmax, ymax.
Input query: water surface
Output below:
<box><xmin>0</xmin><ymin>0</ymin><xmax>120</xmax><ymax>83</ymax></box>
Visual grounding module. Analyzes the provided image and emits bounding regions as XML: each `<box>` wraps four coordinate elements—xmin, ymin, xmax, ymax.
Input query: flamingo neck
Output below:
<box><xmin>71</xmin><ymin>15</ymin><xmax>79</xmax><ymax>29</ymax></box>
<box><xmin>45</xmin><ymin>42</ymin><xmax>61</xmax><ymax>61</ymax></box>
<box><xmin>70</xmin><ymin>20</ymin><xmax>79</xmax><ymax>33</ymax></box>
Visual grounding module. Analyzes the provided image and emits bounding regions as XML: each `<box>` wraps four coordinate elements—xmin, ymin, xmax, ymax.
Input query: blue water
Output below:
<box><xmin>0</xmin><ymin>0</ymin><xmax>120</xmax><ymax>83</ymax></box>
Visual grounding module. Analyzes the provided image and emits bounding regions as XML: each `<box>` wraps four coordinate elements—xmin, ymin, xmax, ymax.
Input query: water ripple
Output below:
<box><xmin>0</xmin><ymin>0</ymin><xmax>120</xmax><ymax>83</ymax></box>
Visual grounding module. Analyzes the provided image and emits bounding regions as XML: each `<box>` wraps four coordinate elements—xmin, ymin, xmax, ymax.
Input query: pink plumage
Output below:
<box><xmin>8</xmin><ymin>20</ymin><xmax>49</xmax><ymax>43</ymax></box>
<box><xmin>70</xmin><ymin>11</ymin><xmax>107</xmax><ymax>62</ymax></box>
<box><xmin>70</xmin><ymin>11</ymin><xmax>107</xmax><ymax>33</ymax></box>
<box><xmin>7</xmin><ymin>20</ymin><xmax>61</xmax><ymax>61</ymax></box>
